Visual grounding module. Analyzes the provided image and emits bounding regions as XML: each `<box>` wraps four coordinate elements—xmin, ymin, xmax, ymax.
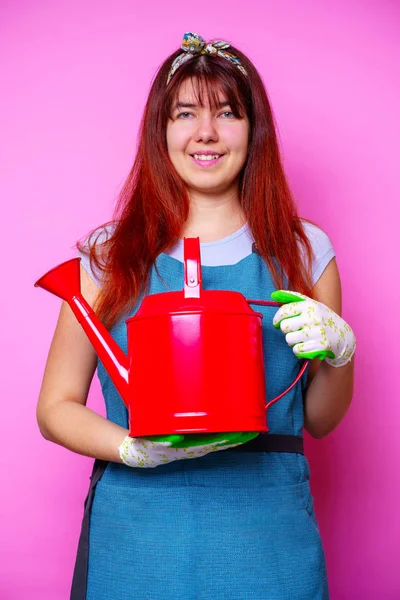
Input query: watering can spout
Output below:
<box><xmin>35</xmin><ymin>258</ymin><xmax>130</xmax><ymax>406</ymax></box>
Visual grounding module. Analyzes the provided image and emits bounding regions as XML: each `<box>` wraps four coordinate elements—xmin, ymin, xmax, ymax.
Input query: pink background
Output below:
<box><xmin>1</xmin><ymin>1</ymin><xmax>399</xmax><ymax>598</ymax></box>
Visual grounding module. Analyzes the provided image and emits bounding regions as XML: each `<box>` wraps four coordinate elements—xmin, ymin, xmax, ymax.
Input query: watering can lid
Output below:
<box><xmin>127</xmin><ymin>237</ymin><xmax>263</xmax><ymax>321</ymax></box>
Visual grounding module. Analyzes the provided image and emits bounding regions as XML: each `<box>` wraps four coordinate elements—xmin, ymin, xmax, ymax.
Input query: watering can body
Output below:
<box><xmin>127</xmin><ymin>287</ymin><xmax>266</xmax><ymax>435</ymax></box>
<box><xmin>35</xmin><ymin>238</ymin><xmax>306</xmax><ymax>437</ymax></box>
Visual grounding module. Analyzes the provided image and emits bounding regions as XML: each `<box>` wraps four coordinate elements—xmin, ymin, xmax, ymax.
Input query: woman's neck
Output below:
<box><xmin>181</xmin><ymin>189</ymin><xmax>246</xmax><ymax>242</ymax></box>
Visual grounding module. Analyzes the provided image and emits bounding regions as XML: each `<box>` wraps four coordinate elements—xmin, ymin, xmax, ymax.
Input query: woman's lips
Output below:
<box><xmin>190</xmin><ymin>154</ymin><xmax>225</xmax><ymax>167</ymax></box>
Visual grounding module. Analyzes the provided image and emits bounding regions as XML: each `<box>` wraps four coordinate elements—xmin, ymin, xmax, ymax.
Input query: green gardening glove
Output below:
<box><xmin>148</xmin><ymin>431</ymin><xmax>259</xmax><ymax>448</ymax></box>
<box><xmin>271</xmin><ymin>290</ymin><xmax>356</xmax><ymax>366</ymax></box>
<box><xmin>119</xmin><ymin>431</ymin><xmax>259</xmax><ymax>468</ymax></box>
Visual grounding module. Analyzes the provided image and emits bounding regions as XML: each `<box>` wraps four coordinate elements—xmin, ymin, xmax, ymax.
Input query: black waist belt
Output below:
<box><xmin>226</xmin><ymin>434</ymin><xmax>304</xmax><ymax>454</ymax></box>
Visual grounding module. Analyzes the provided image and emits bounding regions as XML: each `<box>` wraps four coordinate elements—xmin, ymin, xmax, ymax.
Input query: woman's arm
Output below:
<box><xmin>36</xmin><ymin>265</ymin><xmax>128</xmax><ymax>462</ymax></box>
<box><xmin>303</xmin><ymin>258</ymin><xmax>355</xmax><ymax>438</ymax></box>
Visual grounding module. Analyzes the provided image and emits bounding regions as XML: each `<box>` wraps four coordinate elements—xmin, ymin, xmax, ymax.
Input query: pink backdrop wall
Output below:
<box><xmin>1</xmin><ymin>1</ymin><xmax>399</xmax><ymax>598</ymax></box>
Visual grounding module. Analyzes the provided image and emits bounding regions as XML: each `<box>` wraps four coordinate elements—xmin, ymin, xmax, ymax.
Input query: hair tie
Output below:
<box><xmin>167</xmin><ymin>32</ymin><xmax>247</xmax><ymax>85</ymax></box>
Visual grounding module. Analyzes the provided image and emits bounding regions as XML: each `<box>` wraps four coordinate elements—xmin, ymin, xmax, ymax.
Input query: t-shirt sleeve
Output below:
<box><xmin>301</xmin><ymin>221</ymin><xmax>336</xmax><ymax>286</ymax></box>
<box><xmin>78</xmin><ymin>224</ymin><xmax>115</xmax><ymax>288</ymax></box>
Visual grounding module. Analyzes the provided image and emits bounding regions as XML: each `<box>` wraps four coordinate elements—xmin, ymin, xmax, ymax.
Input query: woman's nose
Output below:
<box><xmin>193</xmin><ymin>114</ymin><xmax>219</xmax><ymax>143</ymax></box>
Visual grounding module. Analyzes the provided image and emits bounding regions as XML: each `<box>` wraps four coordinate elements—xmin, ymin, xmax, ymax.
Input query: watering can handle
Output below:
<box><xmin>183</xmin><ymin>237</ymin><xmax>202</xmax><ymax>298</ymax></box>
<box><xmin>246</xmin><ymin>299</ymin><xmax>310</xmax><ymax>409</ymax></box>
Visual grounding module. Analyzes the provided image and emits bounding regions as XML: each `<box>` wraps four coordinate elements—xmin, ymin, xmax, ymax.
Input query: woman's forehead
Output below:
<box><xmin>174</xmin><ymin>78</ymin><xmax>227</xmax><ymax>106</ymax></box>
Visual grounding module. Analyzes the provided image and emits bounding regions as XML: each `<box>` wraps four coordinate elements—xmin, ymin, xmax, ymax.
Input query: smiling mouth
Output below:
<box><xmin>189</xmin><ymin>154</ymin><xmax>225</xmax><ymax>166</ymax></box>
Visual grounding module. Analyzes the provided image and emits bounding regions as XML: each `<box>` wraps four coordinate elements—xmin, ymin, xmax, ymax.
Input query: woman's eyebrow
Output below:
<box><xmin>173</xmin><ymin>102</ymin><xmax>197</xmax><ymax>111</ymax></box>
<box><xmin>172</xmin><ymin>100</ymin><xmax>231</xmax><ymax>111</ymax></box>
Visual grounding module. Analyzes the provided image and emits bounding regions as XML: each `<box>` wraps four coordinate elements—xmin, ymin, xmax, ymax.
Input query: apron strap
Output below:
<box><xmin>70</xmin><ymin>459</ymin><xmax>108</xmax><ymax>600</ymax></box>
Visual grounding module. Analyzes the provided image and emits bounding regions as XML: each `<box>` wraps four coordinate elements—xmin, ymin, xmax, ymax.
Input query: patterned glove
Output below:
<box><xmin>271</xmin><ymin>290</ymin><xmax>356</xmax><ymax>368</ymax></box>
<box><xmin>118</xmin><ymin>431</ymin><xmax>258</xmax><ymax>468</ymax></box>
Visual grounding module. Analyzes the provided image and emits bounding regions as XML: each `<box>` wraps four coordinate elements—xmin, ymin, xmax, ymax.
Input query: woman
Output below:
<box><xmin>37</xmin><ymin>33</ymin><xmax>356</xmax><ymax>599</ymax></box>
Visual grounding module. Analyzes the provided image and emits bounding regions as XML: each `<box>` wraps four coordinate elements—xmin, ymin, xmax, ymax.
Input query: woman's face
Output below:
<box><xmin>166</xmin><ymin>79</ymin><xmax>250</xmax><ymax>197</ymax></box>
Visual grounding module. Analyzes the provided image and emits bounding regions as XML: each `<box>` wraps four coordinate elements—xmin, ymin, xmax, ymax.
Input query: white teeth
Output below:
<box><xmin>193</xmin><ymin>154</ymin><xmax>220</xmax><ymax>161</ymax></box>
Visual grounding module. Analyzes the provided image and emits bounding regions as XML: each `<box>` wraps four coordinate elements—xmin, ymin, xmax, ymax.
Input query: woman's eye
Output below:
<box><xmin>219</xmin><ymin>111</ymin><xmax>234</xmax><ymax>119</ymax></box>
<box><xmin>177</xmin><ymin>112</ymin><xmax>193</xmax><ymax>119</ymax></box>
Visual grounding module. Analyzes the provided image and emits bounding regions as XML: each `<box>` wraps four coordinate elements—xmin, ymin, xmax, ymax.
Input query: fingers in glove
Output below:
<box><xmin>291</xmin><ymin>339</ymin><xmax>335</xmax><ymax>361</ymax></box>
<box><xmin>213</xmin><ymin>431</ymin><xmax>259</xmax><ymax>447</ymax></box>
<box><xmin>278</xmin><ymin>314</ymin><xmax>305</xmax><ymax>333</ymax></box>
<box><xmin>298</xmin><ymin>349</ymin><xmax>335</xmax><ymax>361</ymax></box>
<box><xmin>146</xmin><ymin>434</ymin><xmax>185</xmax><ymax>444</ymax></box>
<box><xmin>285</xmin><ymin>329</ymin><xmax>307</xmax><ymax>347</ymax></box>
<box><xmin>170</xmin><ymin>432</ymin><xmax>232</xmax><ymax>449</ymax></box>
<box><xmin>271</xmin><ymin>290</ymin><xmax>307</xmax><ymax>304</ymax></box>
<box><xmin>273</xmin><ymin>304</ymin><xmax>304</xmax><ymax>329</ymax></box>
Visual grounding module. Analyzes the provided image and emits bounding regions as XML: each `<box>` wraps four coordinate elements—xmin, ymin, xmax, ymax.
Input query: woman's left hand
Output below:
<box><xmin>271</xmin><ymin>290</ymin><xmax>356</xmax><ymax>368</ymax></box>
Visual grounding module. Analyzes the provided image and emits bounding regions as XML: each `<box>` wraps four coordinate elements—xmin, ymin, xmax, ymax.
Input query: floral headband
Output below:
<box><xmin>167</xmin><ymin>32</ymin><xmax>247</xmax><ymax>85</ymax></box>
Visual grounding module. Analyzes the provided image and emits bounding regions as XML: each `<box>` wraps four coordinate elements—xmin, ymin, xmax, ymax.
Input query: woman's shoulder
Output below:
<box><xmin>83</xmin><ymin>222</ymin><xmax>117</xmax><ymax>246</ymax></box>
<box><xmin>300</xmin><ymin>219</ymin><xmax>336</xmax><ymax>285</ymax></box>
<box><xmin>77</xmin><ymin>221</ymin><xmax>117</xmax><ymax>287</ymax></box>
<box><xmin>300</xmin><ymin>219</ymin><xmax>332</xmax><ymax>245</ymax></box>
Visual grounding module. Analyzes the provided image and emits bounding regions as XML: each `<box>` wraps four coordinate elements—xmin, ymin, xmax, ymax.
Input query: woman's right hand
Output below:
<box><xmin>118</xmin><ymin>431</ymin><xmax>258</xmax><ymax>468</ymax></box>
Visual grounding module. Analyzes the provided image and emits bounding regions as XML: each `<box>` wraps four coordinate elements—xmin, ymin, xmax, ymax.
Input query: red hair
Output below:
<box><xmin>78</xmin><ymin>43</ymin><xmax>315</xmax><ymax>329</ymax></box>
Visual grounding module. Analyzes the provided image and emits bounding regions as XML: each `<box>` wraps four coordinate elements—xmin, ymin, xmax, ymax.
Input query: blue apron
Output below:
<box><xmin>70</xmin><ymin>249</ymin><xmax>329</xmax><ymax>600</ymax></box>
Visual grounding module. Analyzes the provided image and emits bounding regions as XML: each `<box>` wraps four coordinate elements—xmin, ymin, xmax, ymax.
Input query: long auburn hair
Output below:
<box><xmin>77</xmin><ymin>42</ymin><xmax>315</xmax><ymax>329</ymax></box>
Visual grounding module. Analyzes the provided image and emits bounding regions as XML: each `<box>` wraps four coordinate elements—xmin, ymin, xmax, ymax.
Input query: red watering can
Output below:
<box><xmin>35</xmin><ymin>238</ymin><xmax>308</xmax><ymax>437</ymax></box>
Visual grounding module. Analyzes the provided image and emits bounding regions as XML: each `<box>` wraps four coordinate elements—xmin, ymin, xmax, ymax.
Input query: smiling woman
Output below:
<box><xmin>80</xmin><ymin>34</ymin><xmax>320</xmax><ymax>328</ymax></box>
<box><xmin>36</xmin><ymin>31</ymin><xmax>355</xmax><ymax>600</ymax></box>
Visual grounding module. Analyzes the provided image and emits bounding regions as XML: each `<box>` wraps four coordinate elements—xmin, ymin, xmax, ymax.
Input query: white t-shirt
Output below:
<box><xmin>79</xmin><ymin>221</ymin><xmax>335</xmax><ymax>287</ymax></box>
<box><xmin>165</xmin><ymin>221</ymin><xmax>335</xmax><ymax>286</ymax></box>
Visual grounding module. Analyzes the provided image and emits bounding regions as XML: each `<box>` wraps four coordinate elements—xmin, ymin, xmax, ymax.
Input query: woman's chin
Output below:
<box><xmin>185</xmin><ymin>177</ymin><xmax>237</xmax><ymax>196</ymax></box>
